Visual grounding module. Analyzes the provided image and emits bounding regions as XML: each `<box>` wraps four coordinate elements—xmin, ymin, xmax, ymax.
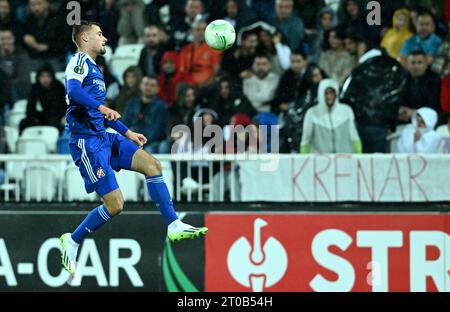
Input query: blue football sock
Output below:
<box><xmin>146</xmin><ymin>175</ymin><xmax>178</xmax><ymax>225</ymax></box>
<box><xmin>71</xmin><ymin>204</ymin><xmax>112</xmax><ymax>244</ymax></box>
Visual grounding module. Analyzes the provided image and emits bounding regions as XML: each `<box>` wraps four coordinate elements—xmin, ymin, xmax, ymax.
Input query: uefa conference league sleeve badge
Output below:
<box><xmin>74</xmin><ymin>65</ymin><xmax>84</xmax><ymax>75</ymax></box>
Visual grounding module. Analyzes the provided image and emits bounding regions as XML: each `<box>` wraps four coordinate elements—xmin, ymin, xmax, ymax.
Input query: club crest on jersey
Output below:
<box><xmin>96</xmin><ymin>167</ymin><xmax>106</xmax><ymax>178</ymax></box>
<box><xmin>74</xmin><ymin>65</ymin><xmax>84</xmax><ymax>74</ymax></box>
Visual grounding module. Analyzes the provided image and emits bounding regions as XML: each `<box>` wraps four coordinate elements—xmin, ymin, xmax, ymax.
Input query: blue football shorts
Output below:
<box><xmin>69</xmin><ymin>132</ymin><xmax>140</xmax><ymax>197</ymax></box>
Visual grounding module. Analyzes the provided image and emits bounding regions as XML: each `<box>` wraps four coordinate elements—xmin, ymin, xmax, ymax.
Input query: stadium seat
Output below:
<box><xmin>30</xmin><ymin>71</ymin><xmax>66</xmax><ymax>85</ymax></box>
<box><xmin>113</xmin><ymin>43</ymin><xmax>144</xmax><ymax>60</ymax></box>
<box><xmin>64</xmin><ymin>165</ymin><xmax>97</xmax><ymax>201</ymax></box>
<box><xmin>103</xmin><ymin>45</ymin><xmax>113</xmax><ymax>65</ymax></box>
<box><xmin>5</xmin><ymin>99</ymin><xmax>27</xmax><ymax>129</ymax></box>
<box><xmin>21</xmin><ymin>126</ymin><xmax>60</xmax><ymax>153</ymax></box>
<box><xmin>3</xmin><ymin>126</ymin><xmax>19</xmax><ymax>153</ymax></box>
<box><xmin>12</xmin><ymin>99</ymin><xmax>27</xmax><ymax>112</ymax></box>
<box><xmin>5</xmin><ymin>112</ymin><xmax>26</xmax><ymax>129</ymax></box>
<box><xmin>110</xmin><ymin>57</ymin><xmax>138</xmax><ymax>85</ymax></box>
<box><xmin>388</xmin><ymin>124</ymin><xmax>408</xmax><ymax>153</ymax></box>
<box><xmin>115</xmin><ymin>170</ymin><xmax>140</xmax><ymax>201</ymax></box>
<box><xmin>16</xmin><ymin>138</ymin><xmax>48</xmax><ymax>155</ymax></box>
<box><xmin>24</xmin><ymin>163</ymin><xmax>58</xmax><ymax>201</ymax></box>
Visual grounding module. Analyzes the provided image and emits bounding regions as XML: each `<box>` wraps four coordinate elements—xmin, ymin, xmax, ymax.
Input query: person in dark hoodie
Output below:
<box><xmin>113</xmin><ymin>65</ymin><xmax>143</xmax><ymax>114</ymax></box>
<box><xmin>280</xmin><ymin>62</ymin><xmax>327</xmax><ymax>153</ymax></box>
<box><xmin>339</xmin><ymin>0</ymin><xmax>381</xmax><ymax>47</ymax></box>
<box><xmin>158</xmin><ymin>51</ymin><xmax>188</xmax><ymax>110</ymax></box>
<box><xmin>19</xmin><ymin>63</ymin><xmax>66</xmax><ymax>133</ymax></box>
<box><xmin>209</xmin><ymin>76</ymin><xmax>256</xmax><ymax>127</ymax></box>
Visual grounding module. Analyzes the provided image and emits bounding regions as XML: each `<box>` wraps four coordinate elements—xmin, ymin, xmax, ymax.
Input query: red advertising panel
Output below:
<box><xmin>205</xmin><ymin>214</ymin><xmax>450</xmax><ymax>292</ymax></box>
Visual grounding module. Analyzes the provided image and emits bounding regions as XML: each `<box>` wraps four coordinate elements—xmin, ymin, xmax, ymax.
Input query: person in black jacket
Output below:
<box><xmin>340</xmin><ymin>40</ymin><xmax>408</xmax><ymax>153</ymax></box>
<box><xmin>19</xmin><ymin>63</ymin><xmax>66</xmax><ymax>133</ymax></box>
<box><xmin>208</xmin><ymin>76</ymin><xmax>257</xmax><ymax>127</ymax></box>
<box><xmin>272</xmin><ymin>48</ymin><xmax>308</xmax><ymax>115</ymax></box>
<box><xmin>23</xmin><ymin>0</ymin><xmax>66</xmax><ymax>71</ymax></box>
<box><xmin>138</xmin><ymin>24</ymin><xmax>165</xmax><ymax>77</ymax></box>
<box><xmin>399</xmin><ymin>50</ymin><xmax>442</xmax><ymax>124</ymax></box>
<box><xmin>0</xmin><ymin>67</ymin><xmax>12</xmax><ymax>127</ymax></box>
<box><xmin>281</xmin><ymin>62</ymin><xmax>327</xmax><ymax>153</ymax></box>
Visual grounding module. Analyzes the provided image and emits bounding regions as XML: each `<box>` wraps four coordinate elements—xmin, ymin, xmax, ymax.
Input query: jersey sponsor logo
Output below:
<box><xmin>93</xmin><ymin>79</ymin><xmax>106</xmax><ymax>92</ymax></box>
<box><xmin>74</xmin><ymin>65</ymin><xmax>84</xmax><ymax>75</ymax></box>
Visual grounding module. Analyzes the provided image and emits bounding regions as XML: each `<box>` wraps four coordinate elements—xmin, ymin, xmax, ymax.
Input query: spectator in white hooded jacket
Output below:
<box><xmin>301</xmin><ymin>78</ymin><xmax>362</xmax><ymax>154</ymax></box>
<box><xmin>397</xmin><ymin>107</ymin><xmax>441</xmax><ymax>154</ymax></box>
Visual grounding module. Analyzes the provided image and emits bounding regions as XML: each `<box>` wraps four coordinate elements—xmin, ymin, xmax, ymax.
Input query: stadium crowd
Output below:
<box><xmin>1</xmin><ymin>0</ymin><xmax>450</xmax><ymax>158</ymax></box>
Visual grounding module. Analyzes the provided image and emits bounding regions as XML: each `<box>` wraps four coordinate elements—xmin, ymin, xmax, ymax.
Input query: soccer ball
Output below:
<box><xmin>204</xmin><ymin>19</ymin><xmax>236</xmax><ymax>51</ymax></box>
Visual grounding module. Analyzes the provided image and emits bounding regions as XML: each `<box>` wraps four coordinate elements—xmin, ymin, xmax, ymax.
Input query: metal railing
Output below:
<box><xmin>0</xmin><ymin>154</ymin><xmax>244</xmax><ymax>203</ymax></box>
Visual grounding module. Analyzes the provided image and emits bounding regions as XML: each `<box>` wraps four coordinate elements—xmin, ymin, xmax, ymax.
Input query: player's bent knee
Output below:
<box><xmin>145</xmin><ymin>158</ymin><xmax>162</xmax><ymax>176</ymax></box>
<box><xmin>104</xmin><ymin>195</ymin><xmax>124</xmax><ymax>216</ymax></box>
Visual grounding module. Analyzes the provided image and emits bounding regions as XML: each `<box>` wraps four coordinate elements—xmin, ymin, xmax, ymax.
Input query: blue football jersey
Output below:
<box><xmin>65</xmin><ymin>52</ymin><xmax>107</xmax><ymax>135</ymax></box>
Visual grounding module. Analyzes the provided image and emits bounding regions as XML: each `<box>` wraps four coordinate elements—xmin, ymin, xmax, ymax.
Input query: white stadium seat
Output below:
<box><xmin>110</xmin><ymin>57</ymin><xmax>138</xmax><ymax>85</ymax></box>
<box><xmin>24</xmin><ymin>163</ymin><xmax>58</xmax><ymax>201</ymax></box>
<box><xmin>115</xmin><ymin>169</ymin><xmax>140</xmax><ymax>201</ymax></box>
<box><xmin>5</xmin><ymin>112</ymin><xmax>26</xmax><ymax>129</ymax></box>
<box><xmin>12</xmin><ymin>99</ymin><xmax>27</xmax><ymax>112</ymax></box>
<box><xmin>21</xmin><ymin>126</ymin><xmax>60</xmax><ymax>153</ymax></box>
<box><xmin>6</xmin><ymin>99</ymin><xmax>27</xmax><ymax>130</ymax></box>
<box><xmin>103</xmin><ymin>45</ymin><xmax>113</xmax><ymax>65</ymax></box>
<box><xmin>16</xmin><ymin>138</ymin><xmax>48</xmax><ymax>155</ymax></box>
<box><xmin>113</xmin><ymin>43</ymin><xmax>144</xmax><ymax>60</ymax></box>
<box><xmin>30</xmin><ymin>71</ymin><xmax>66</xmax><ymax>85</ymax></box>
<box><xmin>64</xmin><ymin>165</ymin><xmax>97</xmax><ymax>202</ymax></box>
<box><xmin>3</xmin><ymin>126</ymin><xmax>19</xmax><ymax>153</ymax></box>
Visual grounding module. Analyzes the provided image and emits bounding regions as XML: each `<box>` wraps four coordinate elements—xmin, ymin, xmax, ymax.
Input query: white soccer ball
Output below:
<box><xmin>204</xmin><ymin>19</ymin><xmax>236</xmax><ymax>51</ymax></box>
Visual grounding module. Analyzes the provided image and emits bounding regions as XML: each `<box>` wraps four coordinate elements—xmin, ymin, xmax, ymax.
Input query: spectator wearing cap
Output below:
<box><xmin>319</xmin><ymin>27</ymin><xmax>354</xmax><ymax>86</ymax></box>
<box><xmin>399</xmin><ymin>11</ymin><xmax>443</xmax><ymax>66</ymax></box>
<box><xmin>397</xmin><ymin>107</ymin><xmax>441</xmax><ymax>153</ymax></box>
<box><xmin>243</xmin><ymin>53</ymin><xmax>280</xmax><ymax>112</ymax></box>
<box><xmin>271</xmin><ymin>0</ymin><xmax>305</xmax><ymax>50</ymax></box>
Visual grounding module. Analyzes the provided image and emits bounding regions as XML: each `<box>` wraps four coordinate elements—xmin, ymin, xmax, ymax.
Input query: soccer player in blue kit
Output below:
<box><xmin>60</xmin><ymin>21</ymin><xmax>207</xmax><ymax>273</ymax></box>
